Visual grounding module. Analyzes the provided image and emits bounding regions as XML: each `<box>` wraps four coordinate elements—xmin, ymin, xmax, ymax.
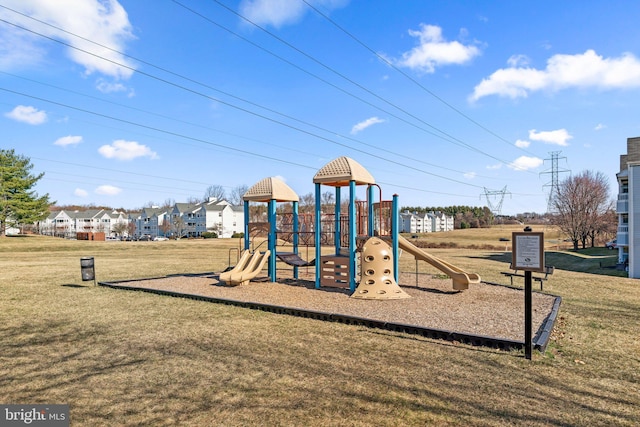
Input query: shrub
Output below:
<box><xmin>231</xmin><ymin>232</ymin><xmax>245</xmax><ymax>238</ymax></box>
<box><xmin>201</xmin><ymin>232</ymin><xmax>218</xmax><ymax>239</ymax></box>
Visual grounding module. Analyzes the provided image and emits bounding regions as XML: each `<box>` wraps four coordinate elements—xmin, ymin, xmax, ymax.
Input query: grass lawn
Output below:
<box><xmin>1</xmin><ymin>230</ymin><xmax>639</xmax><ymax>426</ymax></box>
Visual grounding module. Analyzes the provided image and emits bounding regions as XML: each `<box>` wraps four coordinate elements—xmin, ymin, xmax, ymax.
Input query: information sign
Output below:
<box><xmin>512</xmin><ymin>232</ymin><xmax>545</xmax><ymax>272</ymax></box>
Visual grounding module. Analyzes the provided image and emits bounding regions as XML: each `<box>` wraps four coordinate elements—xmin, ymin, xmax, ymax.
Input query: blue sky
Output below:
<box><xmin>2</xmin><ymin>0</ymin><xmax>640</xmax><ymax>215</ymax></box>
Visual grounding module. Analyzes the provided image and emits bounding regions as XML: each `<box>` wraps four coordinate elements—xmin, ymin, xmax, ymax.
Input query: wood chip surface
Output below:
<box><xmin>107</xmin><ymin>270</ymin><xmax>558</xmax><ymax>342</ymax></box>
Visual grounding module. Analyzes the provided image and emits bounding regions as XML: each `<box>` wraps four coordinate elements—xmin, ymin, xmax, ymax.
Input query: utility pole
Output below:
<box><xmin>540</xmin><ymin>151</ymin><xmax>570</xmax><ymax>213</ymax></box>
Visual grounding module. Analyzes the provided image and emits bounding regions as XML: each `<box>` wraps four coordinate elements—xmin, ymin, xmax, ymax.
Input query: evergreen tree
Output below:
<box><xmin>0</xmin><ymin>150</ymin><xmax>52</xmax><ymax>235</ymax></box>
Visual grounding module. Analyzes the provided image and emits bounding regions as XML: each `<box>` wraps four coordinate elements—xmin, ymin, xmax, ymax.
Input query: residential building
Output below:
<box><xmin>38</xmin><ymin>209</ymin><xmax>130</xmax><ymax>238</ymax></box>
<box><xmin>615</xmin><ymin>137</ymin><xmax>640</xmax><ymax>276</ymax></box>
<box><xmin>202</xmin><ymin>198</ymin><xmax>244</xmax><ymax>238</ymax></box>
<box><xmin>132</xmin><ymin>207</ymin><xmax>170</xmax><ymax>239</ymax></box>
<box><xmin>399</xmin><ymin>211</ymin><xmax>454</xmax><ymax>233</ymax></box>
<box><xmin>38</xmin><ymin>197</ymin><xmax>245</xmax><ymax>240</ymax></box>
<box><xmin>429</xmin><ymin>211</ymin><xmax>455</xmax><ymax>232</ymax></box>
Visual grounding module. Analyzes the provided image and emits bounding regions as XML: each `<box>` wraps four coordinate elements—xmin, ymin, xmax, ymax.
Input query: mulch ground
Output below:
<box><xmin>102</xmin><ymin>269</ymin><xmax>559</xmax><ymax>345</ymax></box>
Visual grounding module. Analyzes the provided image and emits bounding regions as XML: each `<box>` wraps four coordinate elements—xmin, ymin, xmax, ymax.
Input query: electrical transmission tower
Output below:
<box><xmin>482</xmin><ymin>186</ymin><xmax>510</xmax><ymax>223</ymax></box>
<box><xmin>540</xmin><ymin>151</ymin><xmax>570</xmax><ymax>213</ymax></box>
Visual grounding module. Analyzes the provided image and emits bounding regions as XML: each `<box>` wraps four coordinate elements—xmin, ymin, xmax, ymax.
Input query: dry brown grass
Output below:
<box><xmin>1</xmin><ymin>232</ymin><xmax>639</xmax><ymax>426</ymax></box>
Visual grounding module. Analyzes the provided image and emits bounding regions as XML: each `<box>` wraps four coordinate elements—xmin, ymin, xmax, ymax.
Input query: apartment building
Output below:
<box><xmin>615</xmin><ymin>137</ymin><xmax>640</xmax><ymax>276</ymax></box>
<box><xmin>399</xmin><ymin>211</ymin><xmax>455</xmax><ymax>233</ymax></box>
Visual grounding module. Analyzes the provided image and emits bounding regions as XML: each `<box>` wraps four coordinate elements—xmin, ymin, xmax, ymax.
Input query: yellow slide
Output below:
<box><xmin>219</xmin><ymin>250</ymin><xmax>252</xmax><ymax>283</ymax></box>
<box><xmin>220</xmin><ymin>250</ymin><xmax>271</xmax><ymax>286</ymax></box>
<box><xmin>398</xmin><ymin>236</ymin><xmax>480</xmax><ymax>291</ymax></box>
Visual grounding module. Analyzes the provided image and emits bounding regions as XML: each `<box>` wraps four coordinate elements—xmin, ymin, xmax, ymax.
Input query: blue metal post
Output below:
<box><xmin>243</xmin><ymin>200</ymin><xmax>250</xmax><ymax>251</ymax></box>
<box><xmin>367</xmin><ymin>185</ymin><xmax>374</xmax><ymax>237</ymax></box>
<box><xmin>315</xmin><ymin>183</ymin><xmax>322</xmax><ymax>289</ymax></box>
<box><xmin>335</xmin><ymin>186</ymin><xmax>341</xmax><ymax>254</ymax></box>
<box><xmin>349</xmin><ymin>180</ymin><xmax>357</xmax><ymax>292</ymax></box>
<box><xmin>293</xmin><ymin>200</ymin><xmax>299</xmax><ymax>279</ymax></box>
<box><xmin>268</xmin><ymin>199</ymin><xmax>276</xmax><ymax>282</ymax></box>
<box><xmin>392</xmin><ymin>194</ymin><xmax>399</xmax><ymax>283</ymax></box>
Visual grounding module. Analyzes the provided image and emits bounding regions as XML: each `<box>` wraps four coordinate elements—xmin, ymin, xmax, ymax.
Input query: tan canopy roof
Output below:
<box><xmin>313</xmin><ymin>156</ymin><xmax>375</xmax><ymax>187</ymax></box>
<box><xmin>243</xmin><ymin>177</ymin><xmax>299</xmax><ymax>202</ymax></box>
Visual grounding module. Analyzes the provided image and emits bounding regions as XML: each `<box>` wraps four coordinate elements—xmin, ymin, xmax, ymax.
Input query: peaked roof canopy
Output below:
<box><xmin>243</xmin><ymin>177</ymin><xmax>299</xmax><ymax>202</ymax></box>
<box><xmin>313</xmin><ymin>156</ymin><xmax>375</xmax><ymax>187</ymax></box>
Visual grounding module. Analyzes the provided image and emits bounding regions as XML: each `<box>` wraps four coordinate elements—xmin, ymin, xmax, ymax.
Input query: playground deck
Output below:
<box><xmin>101</xmin><ymin>271</ymin><xmax>560</xmax><ymax>351</ymax></box>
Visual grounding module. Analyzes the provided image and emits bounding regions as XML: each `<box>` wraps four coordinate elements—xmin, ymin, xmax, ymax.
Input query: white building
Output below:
<box><xmin>38</xmin><ymin>209</ymin><xmax>129</xmax><ymax>238</ymax></box>
<box><xmin>202</xmin><ymin>198</ymin><xmax>244</xmax><ymax>238</ymax></box>
<box><xmin>38</xmin><ymin>198</ymin><xmax>245</xmax><ymax>239</ymax></box>
<box><xmin>399</xmin><ymin>211</ymin><xmax>454</xmax><ymax>233</ymax></box>
<box><xmin>429</xmin><ymin>211</ymin><xmax>455</xmax><ymax>232</ymax></box>
<box><xmin>169</xmin><ymin>198</ymin><xmax>244</xmax><ymax>238</ymax></box>
<box><xmin>615</xmin><ymin>137</ymin><xmax>639</xmax><ymax>276</ymax></box>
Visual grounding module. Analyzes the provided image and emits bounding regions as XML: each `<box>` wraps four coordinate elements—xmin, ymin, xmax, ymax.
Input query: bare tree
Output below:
<box><xmin>249</xmin><ymin>202</ymin><xmax>267</xmax><ymax>222</ymax></box>
<box><xmin>321</xmin><ymin>191</ymin><xmax>335</xmax><ymax>213</ymax></box>
<box><xmin>159</xmin><ymin>218</ymin><xmax>172</xmax><ymax>237</ymax></box>
<box><xmin>161</xmin><ymin>198</ymin><xmax>175</xmax><ymax>210</ymax></box>
<box><xmin>186</xmin><ymin>196</ymin><xmax>200</xmax><ymax>205</ymax></box>
<box><xmin>552</xmin><ymin>170</ymin><xmax>612</xmax><ymax>250</ymax></box>
<box><xmin>229</xmin><ymin>184</ymin><xmax>248</xmax><ymax>206</ymax></box>
<box><xmin>299</xmin><ymin>192</ymin><xmax>315</xmax><ymax>214</ymax></box>
<box><xmin>112</xmin><ymin>221</ymin><xmax>128</xmax><ymax>237</ymax></box>
<box><xmin>172</xmin><ymin>216</ymin><xmax>187</xmax><ymax>238</ymax></box>
<box><xmin>204</xmin><ymin>185</ymin><xmax>226</xmax><ymax>202</ymax></box>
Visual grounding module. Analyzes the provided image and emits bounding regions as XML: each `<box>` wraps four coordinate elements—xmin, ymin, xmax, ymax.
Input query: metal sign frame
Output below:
<box><xmin>511</xmin><ymin>232</ymin><xmax>545</xmax><ymax>272</ymax></box>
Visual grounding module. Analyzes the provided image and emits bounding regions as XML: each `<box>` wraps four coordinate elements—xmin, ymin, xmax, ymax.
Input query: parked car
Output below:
<box><xmin>138</xmin><ymin>235</ymin><xmax>151</xmax><ymax>241</ymax></box>
<box><xmin>153</xmin><ymin>236</ymin><xmax>168</xmax><ymax>241</ymax></box>
<box><xmin>605</xmin><ymin>239</ymin><xmax>617</xmax><ymax>249</ymax></box>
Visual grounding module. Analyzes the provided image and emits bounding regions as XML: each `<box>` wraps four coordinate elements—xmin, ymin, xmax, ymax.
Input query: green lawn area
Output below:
<box><xmin>1</xmin><ymin>233</ymin><xmax>638</xmax><ymax>426</ymax></box>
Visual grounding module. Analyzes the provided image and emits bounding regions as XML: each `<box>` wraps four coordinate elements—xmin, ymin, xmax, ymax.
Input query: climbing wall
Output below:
<box><xmin>352</xmin><ymin>237</ymin><xmax>411</xmax><ymax>300</ymax></box>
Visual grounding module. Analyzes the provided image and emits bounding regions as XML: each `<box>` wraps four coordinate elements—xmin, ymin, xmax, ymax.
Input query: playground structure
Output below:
<box><xmin>218</xmin><ymin>156</ymin><xmax>481</xmax><ymax>296</ymax></box>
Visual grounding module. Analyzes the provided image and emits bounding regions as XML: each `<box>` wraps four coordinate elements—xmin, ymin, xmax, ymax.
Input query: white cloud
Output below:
<box><xmin>54</xmin><ymin>135</ymin><xmax>83</xmax><ymax>147</ymax></box>
<box><xmin>95</xmin><ymin>185</ymin><xmax>122</xmax><ymax>196</ymax></box>
<box><xmin>471</xmin><ymin>49</ymin><xmax>640</xmax><ymax>101</ymax></box>
<box><xmin>394</xmin><ymin>24</ymin><xmax>481</xmax><ymax>73</ymax></box>
<box><xmin>74</xmin><ymin>188</ymin><xmax>88</xmax><ymax>197</ymax></box>
<box><xmin>0</xmin><ymin>0</ymin><xmax>136</xmax><ymax>79</ymax></box>
<box><xmin>515</xmin><ymin>139</ymin><xmax>530</xmax><ymax>148</ymax></box>
<box><xmin>239</xmin><ymin>0</ymin><xmax>348</xmax><ymax>28</ymax></box>
<box><xmin>4</xmin><ymin>105</ymin><xmax>47</xmax><ymax>124</ymax></box>
<box><xmin>508</xmin><ymin>156</ymin><xmax>543</xmax><ymax>171</ymax></box>
<box><xmin>529</xmin><ymin>129</ymin><xmax>572</xmax><ymax>146</ymax></box>
<box><xmin>595</xmin><ymin>123</ymin><xmax>606</xmax><ymax>131</ymax></box>
<box><xmin>463</xmin><ymin>171</ymin><xmax>477</xmax><ymax>179</ymax></box>
<box><xmin>98</xmin><ymin>139</ymin><xmax>158</xmax><ymax>161</ymax></box>
<box><xmin>350</xmin><ymin>117</ymin><xmax>386</xmax><ymax>134</ymax></box>
<box><xmin>486</xmin><ymin>163</ymin><xmax>501</xmax><ymax>170</ymax></box>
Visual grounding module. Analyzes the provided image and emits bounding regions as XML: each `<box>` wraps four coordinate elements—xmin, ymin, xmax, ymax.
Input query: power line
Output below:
<box><xmin>0</xmin><ymin>4</ymin><xmax>547</xmax><ymax>205</ymax></box>
<box><xmin>300</xmin><ymin>0</ymin><xmax>537</xmax><ymax>156</ymax></box>
<box><xmin>0</xmin><ymin>15</ymin><xmax>507</xmax><ymax>187</ymax></box>
<box><xmin>0</xmin><ymin>5</ymin><xmax>518</xmax><ymax>178</ymax></box>
<box><xmin>197</xmin><ymin>0</ymin><xmax>524</xmax><ymax>167</ymax></box>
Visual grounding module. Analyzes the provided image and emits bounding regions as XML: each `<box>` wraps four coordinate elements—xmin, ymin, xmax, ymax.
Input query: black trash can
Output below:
<box><xmin>80</xmin><ymin>257</ymin><xmax>95</xmax><ymax>284</ymax></box>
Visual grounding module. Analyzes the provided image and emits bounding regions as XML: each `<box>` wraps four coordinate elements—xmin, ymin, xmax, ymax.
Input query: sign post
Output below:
<box><xmin>511</xmin><ymin>227</ymin><xmax>544</xmax><ymax>360</ymax></box>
